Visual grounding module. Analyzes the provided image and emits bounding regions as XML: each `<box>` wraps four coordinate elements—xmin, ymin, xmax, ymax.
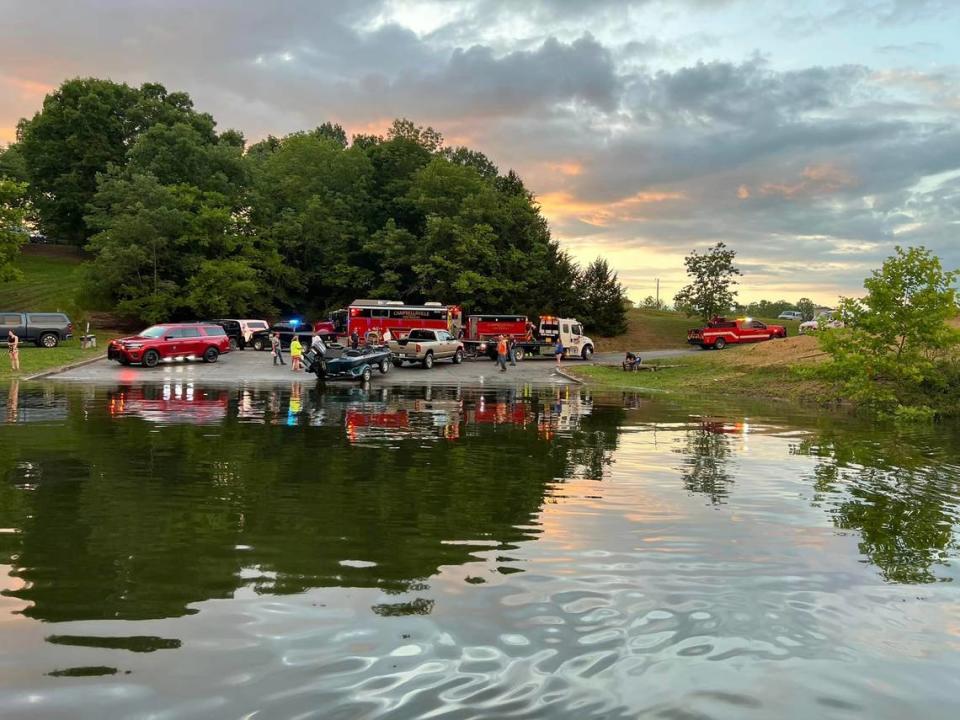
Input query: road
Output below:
<box><xmin>46</xmin><ymin>347</ymin><xmax>580</xmax><ymax>387</ymax></box>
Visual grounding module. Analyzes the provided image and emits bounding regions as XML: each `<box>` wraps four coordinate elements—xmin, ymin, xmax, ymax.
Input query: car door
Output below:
<box><xmin>179</xmin><ymin>326</ymin><xmax>203</xmax><ymax>356</ymax></box>
<box><xmin>748</xmin><ymin>321</ymin><xmax>768</xmax><ymax>341</ymax></box>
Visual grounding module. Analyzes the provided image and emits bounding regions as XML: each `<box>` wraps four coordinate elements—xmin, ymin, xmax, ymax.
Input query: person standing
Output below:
<box><xmin>508</xmin><ymin>336</ymin><xmax>517</xmax><ymax>366</ymax></box>
<box><xmin>555</xmin><ymin>338</ymin><xmax>565</xmax><ymax>367</ymax></box>
<box><xmin>350</xmin><ymin>330</ymin><xmax>360</xmax><ymax>350</ymax></box>
<box><xmin>290</xmin><ymin>335</ymin><xmax>303</xmax><ymax>371</ymax></box>
<box><xmin>497</xmin><ymin>335</ymin><xmax>508</xmax><ymax>373</ymax></box>
<box><xmin>7</xmin><ymin>331</ymin><xmax>20</xmax><ymax>372</ymax></box>
<box><xmin>271</xmin><ymin>332</ymin><xmax>285</xmax><ymax>366</ymax></box>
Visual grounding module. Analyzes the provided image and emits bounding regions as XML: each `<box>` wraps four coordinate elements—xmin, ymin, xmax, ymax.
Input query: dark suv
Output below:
<box><xmin>250</xmin><ymin>322</ymin><xmax>312</xmax><ymax>351</ymax></box>
<box><xmin>207</xmin><ymin>319</ymin><xmax>246</xmax><ymax>350</ymax></box>
<box><xmin>108</xmin><ymin>323</ymin><xmax>232</xmax><ymax>367</ymax></box>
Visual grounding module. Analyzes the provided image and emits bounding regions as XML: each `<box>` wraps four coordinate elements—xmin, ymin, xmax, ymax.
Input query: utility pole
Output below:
<box><xmin>656</xmin><ymin>278</ymin><xmax>660</xmax><ymax>308</ymax></box>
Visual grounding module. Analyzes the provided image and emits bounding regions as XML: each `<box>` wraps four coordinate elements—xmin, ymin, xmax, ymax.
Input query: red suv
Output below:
<box><xmin>108</xmin><ymin>323</ymin><xmax>232</xmax><ymax>367</ymax></box>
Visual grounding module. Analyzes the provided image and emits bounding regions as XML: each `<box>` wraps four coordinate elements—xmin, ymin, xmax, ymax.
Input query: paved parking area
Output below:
<box><xmin>47</xmin><ymin>347</ymin><xmax>582</xmax><ymax>387</ymax></box>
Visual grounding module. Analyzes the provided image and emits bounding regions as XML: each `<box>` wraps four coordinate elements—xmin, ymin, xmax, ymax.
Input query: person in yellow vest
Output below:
<box><xmin>289</xmin><ymin>336</ymin><xmax>303</xmax><ymax>371</ymax></box>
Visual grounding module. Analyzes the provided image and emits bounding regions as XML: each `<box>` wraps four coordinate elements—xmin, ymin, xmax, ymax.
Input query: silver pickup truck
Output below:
<box><xmin>389</xmin><ymin>328</ymin><xmax>464</xmax><ymax>369</ymax></box>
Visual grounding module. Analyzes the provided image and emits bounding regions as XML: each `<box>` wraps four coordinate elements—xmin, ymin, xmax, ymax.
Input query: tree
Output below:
<box><xmin>577</xmin><ymin>258</ymin><xmax>628</xmax><ymax>335</ymax></box>
<box><xmin>819</xmin><ymin>246</ymin><xmax>960</xmax><ymax>415</ymax></box>
<box><xmin>797</xmin><ymin>297</ymin><xmax>815</xmax><ymax>321</ymax></box>
<box><xmin>0</xmin><ymin>178</ymin><xmax>28</xmax><ymax>281</ymax></box>
<box><xmin>673</xmin><ymin>242</ymin><xmax>741</xmax><ymax>322</ymax></box>
<box><xmin>641</xmin><ymin>295</ymin><xmax>666</xmax><ymax>311</ymax></box>
<box><xmin>17</xmin><ymin>78</ymin><xmax>214</xmax><ymax>246</ymax></box>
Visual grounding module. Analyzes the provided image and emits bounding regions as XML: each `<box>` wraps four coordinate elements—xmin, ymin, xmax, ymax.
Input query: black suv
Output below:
<box><xmin>250</xmin><ymin>322</ymin><xmax>313</xmax><ymax>351</ymax></box>
<box><xmin>207</xmin><ymin>319</ymin><xmax>246</xmax><ymax>350</ymax></box>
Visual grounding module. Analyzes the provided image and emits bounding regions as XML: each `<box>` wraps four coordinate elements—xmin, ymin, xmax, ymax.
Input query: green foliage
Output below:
<box><xmin>674</xmin><ymin>242</ymin><xmax>741</xmax><ymax>321</ymax></box>
<box><xmin>740</xmin><ymin>298</ymin><xmax>795</xmax><ymax>317</ymax></box>
<box><xmin>0</xmin><ymin>144</ymin><xmax>27</xmax><ymax>183</ymax></box>
<box><xmin>16</xmin><ymin>78</ymin><xmax>215</xmax><ymax>246</ymax></box>
<box><xmin>797</xmin><ymin>297</ymin><xmax>815</xmax><ymax>321</ymax></box>
<box><xmin>22</xmin><ymin>78</ymin><xmax>622</xmax><ymax>331</ymax></box>
<box><xmin>0</xmin><ymin>178</ymin><xmax>28</xmax><ymax>281</ymax></box>
<box><xmin>819</xmin><ymin>246</ymin><xmax>960</xmax><ymax>417</ymax></box>
<box><xmin>576</xmin><ymin>258</ymin><xmax>628</xmax><ymax>336</ymax></box>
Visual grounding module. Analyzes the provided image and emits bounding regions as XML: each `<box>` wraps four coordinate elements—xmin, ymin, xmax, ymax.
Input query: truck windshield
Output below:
<box><xmin>140</xmin><ymin>326</ymin><xmax>168</xmax><ymax>338</ymax></box>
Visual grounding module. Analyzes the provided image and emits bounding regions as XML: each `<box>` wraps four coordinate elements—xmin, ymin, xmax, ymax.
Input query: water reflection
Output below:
<box><xmin>2</xmin><ymin>382</ymin><xmax>960</xmax><ymax>718</ymax></box>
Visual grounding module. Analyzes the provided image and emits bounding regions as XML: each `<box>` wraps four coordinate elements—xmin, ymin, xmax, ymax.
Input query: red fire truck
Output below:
<box><xmin>462</xmin><ymin>314</ymin><xmax>595</xmax><ymax>361</ymax></box>
<box><xmin>324</xmin><ymin>299</ymin><xmax>462</xmax><ymax>342</ymax></box>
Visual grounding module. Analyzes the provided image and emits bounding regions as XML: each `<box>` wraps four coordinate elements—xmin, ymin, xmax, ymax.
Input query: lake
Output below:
<box><xmin>1</xmin><ymin>380</ymin><xmax>959</xmax><ymax>719</ymax></box>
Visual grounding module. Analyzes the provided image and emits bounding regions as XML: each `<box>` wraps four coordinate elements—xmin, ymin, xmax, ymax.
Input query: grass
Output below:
<box><xmin>573</xmin><ymin>335</ymin><xmax>834</xmax><ymax>405</ymax></box>
<box><xmin>595</xmin><ymin>308</ymin><xmax>803</xmax><ymax>352</ymax></box>
<box><xmin>0</xmin><ymin>245</ymin><xmax>86</xmax><ymax>315</ymax></box>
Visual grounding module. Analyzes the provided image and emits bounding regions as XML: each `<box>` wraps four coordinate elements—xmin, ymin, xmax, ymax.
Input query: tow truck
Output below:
<box><xmin>462</xmin><ymin>314</ymin><xmax>595</xmax><ymax>361</ymax></box>
<box><xmin>687</xmin><ymin>317</ymin><xmax>787</xmax><ymax>350</ymax></box>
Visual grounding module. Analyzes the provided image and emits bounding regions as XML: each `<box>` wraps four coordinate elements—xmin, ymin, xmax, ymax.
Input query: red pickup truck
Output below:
<box><xmin>687</xmin><ymin>317</ymin><xmax>787</xmax><ymax>350</ymax></box>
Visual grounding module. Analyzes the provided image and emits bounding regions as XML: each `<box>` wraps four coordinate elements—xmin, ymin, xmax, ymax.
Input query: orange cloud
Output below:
<box><xmin>545</xmin><ymin>161</ymin><xmax>583</xmax><ymax>176</ymax></box>
<box><xmin>538</xmin><ymin>189</ymin><xmax>685</xmax><ymax>226</ymax></box>
<box><xmin>738</xmin><ymin>163</ymin><xmax>857</xmax><ymax>200</ymax></box>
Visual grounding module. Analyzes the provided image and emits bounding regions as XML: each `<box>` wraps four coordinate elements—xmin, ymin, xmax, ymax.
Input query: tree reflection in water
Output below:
<box><xmin>675</xmin><ymin>419</ymin><xmax>735</xmax><ymax>504</ymax></box>
<box><xmin>0</xmin><ymin>382</ymin><xmax>622</xmax><ymax>623</ymax></box>
<box><xmin>793</xmin><ymin>430</ymin><xmax>960</xmax><ymax>584</ymax></box>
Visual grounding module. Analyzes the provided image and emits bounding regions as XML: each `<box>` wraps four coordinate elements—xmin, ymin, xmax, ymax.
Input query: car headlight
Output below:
<box><xmin>125</xmin><ymin>343</ymin><xmax>143</xmax><ymax>349</ymax></box>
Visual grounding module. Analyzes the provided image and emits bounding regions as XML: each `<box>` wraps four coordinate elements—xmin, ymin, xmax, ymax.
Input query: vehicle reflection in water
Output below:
<box><xmin>1</xmin><ymin>382</ymin><xmax>960</xmax><ymax>719</ymax></box>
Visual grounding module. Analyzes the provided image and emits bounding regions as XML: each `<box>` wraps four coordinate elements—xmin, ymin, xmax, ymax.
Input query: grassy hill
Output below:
<box><xmin>0</xmin><ymin>245</ymin><xmax>85</xmax><ymax>315</ymax></box>
<box><xmin>595</xmin><ymin>308</ymin><xmax>803</xmax><ymax>352</ymax></box>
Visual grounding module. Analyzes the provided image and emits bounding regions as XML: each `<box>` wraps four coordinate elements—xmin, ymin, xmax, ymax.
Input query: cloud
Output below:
<box><xmin>1</xmin><ymin>0</ymin><xmax>959</xmax><ymax>302</ymax></box>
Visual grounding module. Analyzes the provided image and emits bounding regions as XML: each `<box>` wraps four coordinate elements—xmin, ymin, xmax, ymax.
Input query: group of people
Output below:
<box><xmin>6</xmin><ymin>331</ymin><xmax>20</xmax><ymax>371</ymax></box>
<box><xmin>270</xmin><ymin>331</ymin><xmax>327</xmax><ymax>372</ymax></box>
<box><xmin>494</xmin><ymin>334</ymin><xmax>564</xmax><ymax>372</ymax></box>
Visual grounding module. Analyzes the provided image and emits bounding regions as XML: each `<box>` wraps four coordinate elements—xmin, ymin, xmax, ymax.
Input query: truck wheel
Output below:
<box><xmin>203</xmin><ymin>347</ymin><xmax>219</xmax><ymax>363</ymax></box>
<box><xmin>513</xmin><ymin>347</ymin><xmax>524</xmax><ymax>362</ymax></box>
<box><xmin>253</xmin><ymin>338</ymin><xmax>265</xmax><ymax>351</ymax></box>
<box><xmin>379</xmin><ymin>359</ymin><xmax>391</xmax><ymax>374</ymax></box>
<box><xmin>422</xmin><ymin>352</ymin><xmax>434</xmax><ymax>369</ymax></box>
<box><xmin>142</xmin><ymin>350</ymin><xmax>160</xmax><ymax>368</ymax></box>
<box><xmin>714</xmin><ymin>338</ymin><xmax>727</xmax><ymax>350</ymax></box>
<box><xmin>392</xmin><ymin>358</ymin><xmax>403</xmax><ymax>368</ymax></box>
<box><xmin>229</xmin><ymin>337</ymin><xmax>239</xmax><ymax>351</ymax></box>
<box><xmin>361</xmin><ymin>366</ymin><xmax>372</xmax><ymax>383</ymax></box>
<box><xmin>453</xmin><ymin>349</ymin><xmax>463</xmax><ymax>364</ymax></box>
<box><xmin>581</xmin><ymin>345</ymin><xmax>593</xmax><ymax>361</ymax></box>
<box><xmin>39</xmin><ymin>332</ymin><xmax>59</xmax><ymax>348</ymax></box>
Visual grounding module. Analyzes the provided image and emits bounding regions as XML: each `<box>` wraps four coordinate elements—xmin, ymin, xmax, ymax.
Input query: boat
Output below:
<box><xmin>302</xmin><ymin>344</ymin><xmax>393</xmax><ymax>383</ymax></box>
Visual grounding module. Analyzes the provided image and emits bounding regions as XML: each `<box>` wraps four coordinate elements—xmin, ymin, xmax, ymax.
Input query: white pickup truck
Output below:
<box><xmin>389</xmin><ymin>328</ymin><xmax>464</xmax><ymax>369</ymax></box>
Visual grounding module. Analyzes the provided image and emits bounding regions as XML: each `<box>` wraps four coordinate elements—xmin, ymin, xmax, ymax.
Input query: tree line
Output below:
<box><xmin>0</xmin><ymin>78</ymin><xmax>627</xmax><ymax>335</ymax></box>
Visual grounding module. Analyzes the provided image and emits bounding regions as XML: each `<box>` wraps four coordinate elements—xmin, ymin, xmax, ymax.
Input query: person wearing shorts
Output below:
<box><xmin>7</xmin><ymin>331</ymin><xmax>19</xmax><ymax>372</ymax></box>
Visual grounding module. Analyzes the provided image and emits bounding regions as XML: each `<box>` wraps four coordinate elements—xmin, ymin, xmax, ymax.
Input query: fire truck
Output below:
<box><xmin>462</xmin><ymin>314</ymin><xmax>595</xmax><ymax>361</ymax></box>
<box><xmin>323</xmin><ymin>300</ymin><xmax>462</xmax><ymax>343</ymax></box>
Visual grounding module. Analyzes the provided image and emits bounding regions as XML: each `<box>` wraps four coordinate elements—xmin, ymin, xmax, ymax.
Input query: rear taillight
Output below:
<box><xmin>67</xmin><ymin>322</ymin><xmax>73</xmax><ymax>332</ymax></box>
<box><xmin>415</xmin><ymin>344</ymin><xmax>421</xmax><ymax>353</ymax></box>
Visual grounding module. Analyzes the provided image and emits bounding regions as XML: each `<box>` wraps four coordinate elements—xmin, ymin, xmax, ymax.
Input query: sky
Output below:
<box><xmin>1</xmin><ymin>0</ymin><xmax>959</xmax><ymax>304</ymax></box>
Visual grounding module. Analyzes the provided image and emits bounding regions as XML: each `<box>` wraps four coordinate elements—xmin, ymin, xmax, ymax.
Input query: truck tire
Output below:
<box><xmin>714</xmin><ymin>337</ymin><xmax>727</xmax><ymax>350</ymax></box>
<box><xmin>453</xmin><ymin>349</ymin><xmax>464</xmax><ymax>364</ymax></box>
<box><xmin>581</xmin><ymin>345</ymin><xmax>593</xmax><ymax>361</ymax></box>
<box><xmin>392</xmin><ymin>358</ymin><xmax>403</xmax><ymax>368</ymax></box>
<box><xmin>360</xmin><ymin>366</ymin><xmax>372</xmax><ymax>383</ymax></box>
<box><xmin>379</xmin><ymin>359</ymin><xmax>391</xmax><ymax>374</ymax></box>
<box><xmin>513</xmin><ymin>347</ymin><xmax>524</xmax><ymax>362</ymax></box>
<box><xmin>203</xmin><ymin>347</ymin><xmax>220</xmax><ymax>363</ymax></box>
<box><xmin>229</xmin><ymin>337</ymin><xmax>239</xmax><ymax>351</ymax></box>
<box><xmin>38</xmin><ymin>332</ymin><xmax>59</xmax><ymax>348</ymax></box>
<box><xmin>252</xmin><ymin>338</ymin><xmax>265</xmax><ymax>351</ymax></box>
<box><xmin>142</xmin><ymin>350</ymin><xmax>160</xmax><ymax>368</ymax></box>
<box><xmin>422</xmin><ymin>352</ymin><xmax>434</xmax><ymax>369</ymax></box>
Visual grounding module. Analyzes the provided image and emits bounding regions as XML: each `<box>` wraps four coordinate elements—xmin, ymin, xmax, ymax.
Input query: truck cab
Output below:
<box><xmin>536</xmin><ymin>316</ymin><xmax>595</xmax><ymax>361</ymax></box>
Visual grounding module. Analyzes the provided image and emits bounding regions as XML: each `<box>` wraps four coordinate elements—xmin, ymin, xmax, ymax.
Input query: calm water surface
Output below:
<box><xmin>1</xmin><ymin>380</ymin><xmax>959</xmax><ymax>719</ymax></box>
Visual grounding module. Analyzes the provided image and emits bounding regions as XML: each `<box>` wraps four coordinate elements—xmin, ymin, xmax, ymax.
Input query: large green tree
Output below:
<box><xmin>577</xmin><ymin>258</ymin><xmax>628</xmax><ymax>335</ymax></box>
<box><xmin>0</xmin><ymin>178</ymin><xmax>28</xmax><ymax>281</ymax></box>
<box><xmin>17</xmin><ymin>78</ymin><xmax>215</xmax><ymax>246</ymax></box>
<box><xmin>674</xmin><ymin>242</ymin><xmax>741</xmax><ymax>322</ymax></box>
